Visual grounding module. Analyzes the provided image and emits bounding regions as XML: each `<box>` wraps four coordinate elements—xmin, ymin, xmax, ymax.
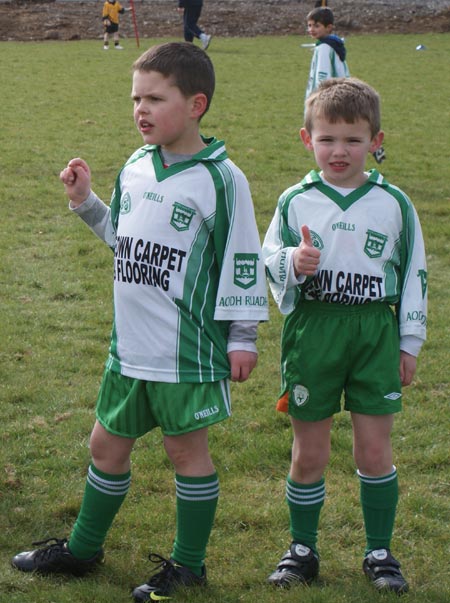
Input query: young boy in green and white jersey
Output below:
<box><xmin>12</xmin><ymin>42</ymin><xmax>268</xmax><ymax>602</ymax></box>
<box><xmin>304</xmin><ymin>7</ymin><xmax>349</xmax><ymax>101</ymax></box>
<box><xmin>262</xmin><ymin>77</ymin><xmax>427</xmax><ymax>594</ymax></box>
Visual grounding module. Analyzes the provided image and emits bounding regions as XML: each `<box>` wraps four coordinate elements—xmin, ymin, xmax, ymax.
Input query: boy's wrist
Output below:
<box><xmin>227</xmin><ymin>341</ymin><xmax>257</xmax><ymax>354</ymax></box>
<box><xmin>69</xmin><ymin>190</ymin><xmax>94</xmax><ymax>210</ymax></box>
<box><xmin>399</xmin><ymin>335</ymin><xmax>423</xmax><ymax>357</ymax></box>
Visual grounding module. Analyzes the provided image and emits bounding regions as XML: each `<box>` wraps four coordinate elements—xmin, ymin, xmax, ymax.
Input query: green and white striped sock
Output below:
<box><xmin>68</xmin><ymin>463</ymin><xmax>131</xmax><ymax>559</ymax></box>
<box><xmin>171</xmin><ymin>473</ymin><xmax>219</xmax><ymax>575</ymax></box>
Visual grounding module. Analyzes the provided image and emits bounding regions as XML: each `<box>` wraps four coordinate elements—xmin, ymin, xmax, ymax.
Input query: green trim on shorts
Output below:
<box><xmin>96</xmin><ymin>368</ymin><xmax>231</xmax><ymax>437</ymax></box>
<box><xmin>281</xmin><ymin>301</ymin><xmax>402</xmax><ymax>421</ymax></box>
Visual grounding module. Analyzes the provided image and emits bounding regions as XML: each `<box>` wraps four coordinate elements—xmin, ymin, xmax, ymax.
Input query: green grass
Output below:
<box><xmin>1</xmin><ymin>33</ymin><xmax>449</xmax><ymax>603</ymax></box>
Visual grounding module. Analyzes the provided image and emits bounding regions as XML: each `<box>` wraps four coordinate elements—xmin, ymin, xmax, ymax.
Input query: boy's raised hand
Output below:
<box><xmin>293</xmin><ymin>224</ymin><xmax>321</xmax><ymax>277</ymax></box>
<box><xmin>60</xmin><ymin>158</ymin><xmax>92</xmax><ymax>207</ymax></box>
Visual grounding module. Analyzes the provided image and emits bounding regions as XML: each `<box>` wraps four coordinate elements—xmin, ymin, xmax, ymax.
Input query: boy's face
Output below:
<box><xmin>307</xmin><ymin>20</ymin><xmax>333</xmax><ymax>39</ymax></box>
<box><xmin>300</xmin><ymin>117</ymin><xmax>384</xmax><ymax>188</ymax></box>
<box><xmin>131</xmin><ymin>70</ymin><xmax>207</xmax><ymax>154</ymax></box>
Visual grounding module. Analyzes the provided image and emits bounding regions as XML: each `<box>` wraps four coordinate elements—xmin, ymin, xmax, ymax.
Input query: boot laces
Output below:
<box><xmin>31</xmin><ymin>537</ymin><xmax>68</xmax><ymax>562</ymax></box>
<box><xmin>146</xmin><ymin>553</ymin><xmax>180</xmax><ymax>588</ymax></box>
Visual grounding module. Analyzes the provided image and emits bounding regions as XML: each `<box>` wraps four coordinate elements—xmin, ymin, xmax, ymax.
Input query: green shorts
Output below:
<box><xmin>96</xmin><ymin>368</ymin><xmax>231</xmax><ymax>437</ymax></box>
<box><xmin>278</xmin><ymin>301</ymin><xmax>402</xmax><ymax>421</ymax></box>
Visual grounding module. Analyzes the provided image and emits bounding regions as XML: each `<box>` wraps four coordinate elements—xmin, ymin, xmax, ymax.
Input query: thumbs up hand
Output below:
<box><xmin>293</xmin><ymin>225</ymin><xmax>321</xmax><ymax>277</ymax></box>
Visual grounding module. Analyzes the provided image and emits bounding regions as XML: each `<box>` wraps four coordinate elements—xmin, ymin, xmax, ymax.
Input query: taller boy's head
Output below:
<box><xmin>306</xmin><ymin>7</ymin><xmax>335</xmax><ymax>39</ymax></box>
<box><xmin>304</xmin><ymin>77</ymin><xmax>381</xmax><ymax>138</ymax></box>
<box><xmin>131</xmin><ymin>42</ymin><xmax>215</xmax><ymax>153</ymax></box>
<box><xmin>133</xmin><ymin>42</ymin><xmax>215</xmax><ymax>115</ymax></box>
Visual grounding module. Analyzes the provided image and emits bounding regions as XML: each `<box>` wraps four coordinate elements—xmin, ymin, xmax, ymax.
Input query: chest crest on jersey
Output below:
<box><xmin>309</xmin><ymin>229</ymin><xmax>324</xmax><ymax>250</ymax></box>
<box><xmin>170</xmin><ymin>202</ymin><xmax>196</xmax><ymax>232</ymax></box>
<box><xmin>364</xmin><ymin>229</ymin><xmax>388</xmax><ymax>259</ymax></box>
<box><xmin>120</xmin><ymin>192</ymin><xmax>132</xmax><ymax>214</ymax></box>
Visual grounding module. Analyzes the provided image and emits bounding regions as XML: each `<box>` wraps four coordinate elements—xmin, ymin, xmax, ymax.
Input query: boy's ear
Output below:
<box><xmin>300</xmin><ymin>128</ymin><xmax>313</xmax><ymax>150</ymax></box>
<box><xmin>369</xmin><ymin>131</ymin><xmax>385</xmax><ymax>153</ymax></box>
<box><xmin>191</xmin><ymin>93</ymin><xmax>208</xmax><ymax>119</ymax></box>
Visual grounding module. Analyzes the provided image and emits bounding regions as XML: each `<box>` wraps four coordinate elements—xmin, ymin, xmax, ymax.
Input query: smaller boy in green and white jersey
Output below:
<box><xmin>262</xmin><ymin>77</ymin><xmax>427</xmax><ymax>594</ymax></box>
<box><xmin>304</xmin><ymin>7</ymin><xmax>386</xmax><ymax>164</ymax></box>
<box><xmin>304</xmin><ymin>7</ymin><xmax>349</xmax><ymax>100</ymax></box>
<box><xmin>12</xmin><ymin>42</ymin><xmax>268</xmax><ymax>602</ymax></box>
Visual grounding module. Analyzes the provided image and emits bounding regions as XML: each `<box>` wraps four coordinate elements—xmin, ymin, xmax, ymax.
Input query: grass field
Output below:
<box><xmin>0</xmin><ymin>32</ymin><xmax>449</xmax><ymax>603</ymax></box>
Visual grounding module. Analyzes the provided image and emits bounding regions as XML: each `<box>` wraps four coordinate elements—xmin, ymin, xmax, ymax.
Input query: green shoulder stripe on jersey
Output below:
<box><xmin>279</xmin><ymin>190</ymin><xmax>304</xmax><ymax>247</ymax></box>
<box><xmin>199</xmin><ymin>138</ymin><xmax>228</xmax><ymax>161</ymax></box>
<box><xmin>125</xmin><ymin>146</ymin><xmax>152</xmax><ymax>166</ymax></box>
<box><xmin>106</xmin><ymin>320</ymin><xmax>120</xmax><ymax>374</ymax></box>
<box><xmin>301</xmin><ymin>170</ymin><xmax>322</xmax><ymax>187</ymax></box>
<box><xmin>373</xmin><ymin>174</ymin><xmax>416</xmax><ymax>310</ymax></box>
<box><xmin>331</xmin><ymin>46</ymin><xmax>336</xmax><ymax>73</ymax></box>
<box><xmin>110</xmin><ymin>170</ymin><xmax>124</xmax><ymax>245</ymax></box>
<box><xmin>203</xmin><ymin>160</ymin><xmax>236</xmax><ymax>266</ymax></box>
<box><xmin>175</xmin><ymin>159</ymin><xmax>236</xmax><ymax>382</ymax></box>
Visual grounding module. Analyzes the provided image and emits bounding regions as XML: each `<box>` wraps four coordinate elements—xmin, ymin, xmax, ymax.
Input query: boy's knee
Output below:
<box><xmin>355</xmin><ymin>445</ymin><xmax>392</xmax><ymax>476</ymax></box>
<box><xmin>292</xmin><ymin>446</ymin><xmax>329</xmax><ymax>479</ymax></box>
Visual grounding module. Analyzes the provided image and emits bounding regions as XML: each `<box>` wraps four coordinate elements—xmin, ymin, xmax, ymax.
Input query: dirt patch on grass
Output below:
<box><xmin>1</xmin><ymin>0</ymin><xmax>450</xmax><ymax>42</ymax></box>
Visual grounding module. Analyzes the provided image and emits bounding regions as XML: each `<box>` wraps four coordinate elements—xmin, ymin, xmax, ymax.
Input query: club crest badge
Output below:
<box><xmin>170</xmin><ymin>202</ymin><xmax>196</xmax><ymax>232</ymax></box>
<box><xmin>309</xmin><ymin>230</ymin><xmax>324</xmax><ymax>250</ymax></box>
<box><xmin>120</xmin><ymin>192</ymin><xmax>131</xmax><ymax>214</ymax></box>
<box><xmin>233</xmin><ymin>253</ymin><xmax>258</xmax><ymax>289</ymax></box>
<box><xmin>364</xmin><ymin>229</ymin><xmax>387</xmax><ymax>258</ymax></box>
<box><xmin>293</xmin><ymin>384</ymin><xmax>309</xmax><ymax>407</ymax></box>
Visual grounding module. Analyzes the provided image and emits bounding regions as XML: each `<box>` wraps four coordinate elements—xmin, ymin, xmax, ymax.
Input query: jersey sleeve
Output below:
<box><xmin>397</xmin><ymin>203</ymin><xmax>427</xmax><ymax>344</ymax></box>
<box><xmin>262</xmin><ymin>200</ymin><xmax>303</xmax><ymax>315</ymax></box>
<box><xmin>70</xmin><ymin>191</ymin><xmax>116</xmax><ymax>249</ymax></box>
<box><xmin>213</xmin><ymin>164</ymin><xmax>269</xmax><ymax>322</ymax></box>
<box><xmin>315</xmin><ymin>43</ymin><xmax>335</xmax><ymax>85</ymax></box>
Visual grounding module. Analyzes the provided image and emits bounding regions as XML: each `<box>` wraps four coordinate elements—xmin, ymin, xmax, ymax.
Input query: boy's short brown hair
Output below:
<box><xmin>306</xmin><ymin>7</ymin><xmax>334</xmax><ymax>26</ymax></box>
<box><xmin>133</xmin><ymin>42</ymin><xmax>215</xmax><ymax>116</ymax></box>
<box><xmin>304</xmin><ymin>77</ymin><xmax>381</xmax><ymax>138</ymax></box>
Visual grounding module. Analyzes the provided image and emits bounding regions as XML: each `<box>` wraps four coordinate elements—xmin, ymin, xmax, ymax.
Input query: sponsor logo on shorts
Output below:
<box><xmin>293</xmin><ymin>384</ymin><xmax>309</xmax><ymax>407</ymax></box>
<box><xmin>194</xmin><ymin>405</ymin><xmax>219</xmax><ymax>420</ymax></box>
<box><xmin>384</xmin><ymin>392</ymin><xmax>402</xmax><ymax>400</ymax></box>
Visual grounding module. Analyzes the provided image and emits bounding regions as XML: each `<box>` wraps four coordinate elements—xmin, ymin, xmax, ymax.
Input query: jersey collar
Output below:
<box><xmin>142</xmin><ymin>136</ymin><xmax>228</xmax><ymax>181</ymax></box>
<box><xmin>301</xmin><ymin>169</ymin><xmax>387</xmax><ymax>210</ymax></box>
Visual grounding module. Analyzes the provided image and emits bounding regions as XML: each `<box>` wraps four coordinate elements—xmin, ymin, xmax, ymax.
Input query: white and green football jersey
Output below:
<box><xmin>74</xmin><ymin>138</ymin><xmax>269</xmax><ymax>382</ymax></box>
<box><xmin>305</xmin><ymin>40</ymin><xmax>350</xmax><ymax>100</ymax></box>
<box><xmin>262</xmin><ymin>170</ymin><xmax>427</xmax><ymax>344</ymax></box>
